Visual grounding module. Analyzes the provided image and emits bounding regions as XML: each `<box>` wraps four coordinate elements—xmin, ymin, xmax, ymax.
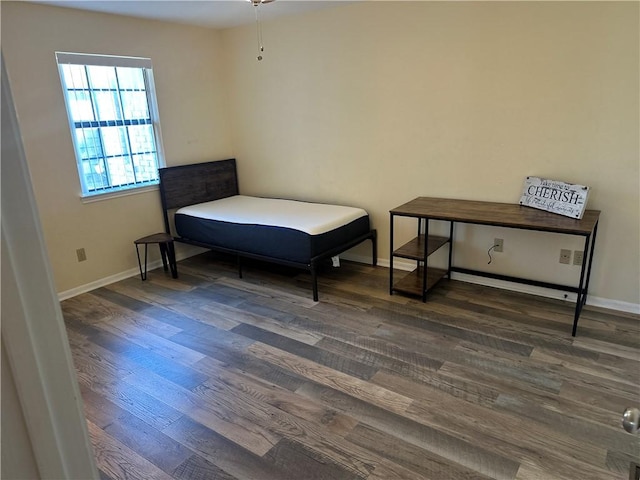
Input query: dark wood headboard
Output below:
<box><xmin>158</xmin><ymin>159</ymin><xmax>239</xmax><ymax>233</ymax></box>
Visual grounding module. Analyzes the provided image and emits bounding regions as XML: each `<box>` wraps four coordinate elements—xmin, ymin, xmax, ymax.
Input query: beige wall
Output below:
<box><xmin>222</xmin><ymin>1</ymin><xmax>639</xmax><ymax>308</ymax></box>
<box><xmin>2</xmin><ymin>1</ymin><xmax>639</xmax><ymax>309</ymax></box>
<box><xmin>1</xmin><ymin>2</ymin><xmax>233</xmax><ymax>293</ymax></box>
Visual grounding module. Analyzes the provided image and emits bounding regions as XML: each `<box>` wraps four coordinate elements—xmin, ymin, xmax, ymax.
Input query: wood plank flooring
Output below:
<box><xmin>61</xmin><ymin>252</ymin><xmax>640</xmax><ymax>480</ymax></box>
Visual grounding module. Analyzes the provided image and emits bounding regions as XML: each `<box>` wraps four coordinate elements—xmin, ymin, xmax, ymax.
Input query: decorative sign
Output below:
<box><xmin>519</xmin><ymin>176</ymin><xmax>590</xmax><ymax>219</ymax></box>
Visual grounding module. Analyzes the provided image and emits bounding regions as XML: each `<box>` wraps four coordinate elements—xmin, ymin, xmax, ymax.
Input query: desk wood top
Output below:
<box><xmin>390</xmin><ymin>197</ymin><xmax>600</xmax><ymax>235</ymax></box>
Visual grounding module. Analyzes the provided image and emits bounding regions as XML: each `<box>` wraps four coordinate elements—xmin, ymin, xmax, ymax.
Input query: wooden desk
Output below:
<box><xmin>389</xmin><ymin>197</ymin><xmax>600</xmax><ymax>336</ymax></box>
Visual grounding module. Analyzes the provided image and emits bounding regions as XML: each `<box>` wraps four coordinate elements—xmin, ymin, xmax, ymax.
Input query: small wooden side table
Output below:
<box><xmin>134</xmin><ymin>233</ymin><xmax>178</xmax><ymax>281</ymax></box>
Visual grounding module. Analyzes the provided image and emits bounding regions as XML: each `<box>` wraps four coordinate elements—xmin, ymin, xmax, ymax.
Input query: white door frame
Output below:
<box><xmin>1</xmin><ymin>54</ymin><xmax>98</xmax><ymax>479</ymax></box>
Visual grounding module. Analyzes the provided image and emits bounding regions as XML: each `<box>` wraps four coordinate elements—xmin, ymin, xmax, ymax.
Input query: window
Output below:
<box><xmin>56</xmin><ymin>52</ymin><xmax>165</xmax><ymax>197</ymax></box>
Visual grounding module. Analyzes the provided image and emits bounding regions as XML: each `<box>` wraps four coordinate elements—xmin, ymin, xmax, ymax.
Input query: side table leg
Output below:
<box><xmin>135</xmin><ymin>244</ymin><xmax>146</xmax><ymax>281</ymax></box>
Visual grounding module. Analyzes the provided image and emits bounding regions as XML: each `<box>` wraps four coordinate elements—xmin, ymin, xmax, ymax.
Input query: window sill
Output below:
<box><xmin>80</xmin><ymin>184</ymin><xmax>159</xmax><ymax>204</ymax></box>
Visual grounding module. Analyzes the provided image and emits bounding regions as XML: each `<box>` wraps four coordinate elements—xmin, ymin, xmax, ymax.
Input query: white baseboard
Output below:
<box><xmin>451</xmin><ymin>272</ymin><xmax>640</xmax><ymax>314</ymax></box>
<box><xmin>57</xmin><ymin>249</ymin><xmax>200</xmax><ymax>301</ymax></box>
<box><xmin>58</xmin><ymin>263</ymin><xmax>158</xmax><ymax>301</ymax></box>
<box><xmin>585</xmin><ymin>296</ymin><xmax>640</xmax><ymax>315</ymax></box>
<box><xmin>343</xmin><ymin>253</ymin><xmax>640</xmax><ymax>315</ymax></box>
<box><xmin>59</xmin><ymin>251</ymin><xmax>640</xmax><ymax>315</ymax></box>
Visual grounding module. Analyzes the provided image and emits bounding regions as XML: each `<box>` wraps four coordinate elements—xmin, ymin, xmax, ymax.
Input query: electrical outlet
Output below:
<box><xmin>559</xmin><ymin>249</ymin><xmax>571</xmax><ymax>264</ymax></box>
<box><xmin>493</xmin><ymin>238</ymin><xmax>504</xmax><ymax>252</ymax></box>
<box><xmin>76</xmin><ymin>248</ymin><xmax>87</xmax><ymax>262</ymax></box>
<box><xmin>573</xmin><ymin>250</ymin><xmax>584</xmax><ymax>266</ymax></box>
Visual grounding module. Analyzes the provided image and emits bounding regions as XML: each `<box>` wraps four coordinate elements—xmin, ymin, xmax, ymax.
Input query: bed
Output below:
<box><xmin>158</xmin><ymin>159</ymin><xmax>377</xmax><ymax>300</ymax></box>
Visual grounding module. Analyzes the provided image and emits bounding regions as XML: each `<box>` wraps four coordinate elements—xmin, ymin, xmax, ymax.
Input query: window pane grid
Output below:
<box><xmin>78</xmin><ymin>149</ymin><xmax>158</xmax><ymax>163</ymax></box>
<box><xmin>116</xmin><ymin>70</ymin><xmax>138</xmax><ymax>185</ymax></box>
<box><xmin>73</xmin><ymin>119</ymin><xmax>153</xmax><ymax>128</ymax></box>
<box><xmin>57</xmin><ymin>54</ymin><xmax>163</xmax><ymax>196</ymax></box>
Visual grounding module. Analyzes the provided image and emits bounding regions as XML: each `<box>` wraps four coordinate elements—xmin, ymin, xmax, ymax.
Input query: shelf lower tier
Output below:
<box><xmin>392</xmin><ymin>266</ymin><xmax>448</xmax><ymax>298</ymax></box>
<box><xmin>393</xmin><ymin>235</ymin><xmax>449</xmax><ymax>260</ymax></box>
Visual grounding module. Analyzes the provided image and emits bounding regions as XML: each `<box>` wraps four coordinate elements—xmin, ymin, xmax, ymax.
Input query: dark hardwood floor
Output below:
<box><xmin>61</xmin><ymin>252</ymin><xmax>640</xmax><ymax>480</ymax></box>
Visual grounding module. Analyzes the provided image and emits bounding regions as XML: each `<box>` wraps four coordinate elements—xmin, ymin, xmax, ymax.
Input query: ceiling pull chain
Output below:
<box><xmin>254</xmin><ymin>1</ymin><xmax>264</xmax><ymax>61</ymax></box>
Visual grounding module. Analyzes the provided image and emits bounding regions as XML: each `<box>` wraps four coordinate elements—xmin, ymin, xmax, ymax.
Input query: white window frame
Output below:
<box><xmin>55</xmin><ymin>52</ymin><xmax>166</xmax><ymax>199</ymax></box>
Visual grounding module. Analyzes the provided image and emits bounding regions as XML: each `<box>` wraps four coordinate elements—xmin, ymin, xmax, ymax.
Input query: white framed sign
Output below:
<box><xmin>519</xmin><ymin>176</ymin><xmax>590</xmax><ymax>219</ymax></box>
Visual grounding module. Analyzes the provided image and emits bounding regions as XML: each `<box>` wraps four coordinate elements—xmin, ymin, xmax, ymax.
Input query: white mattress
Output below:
<box><xmin>176</xmin><ymin>195</ymin><xmax>368</xmax><ymax>236</ymax></box>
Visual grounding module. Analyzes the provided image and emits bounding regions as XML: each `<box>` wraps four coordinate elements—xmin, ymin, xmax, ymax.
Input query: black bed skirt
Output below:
<box><xmin>175</xmin><ymin>214</ymin><xmax>371</xmax><ymax>265</ymax></box>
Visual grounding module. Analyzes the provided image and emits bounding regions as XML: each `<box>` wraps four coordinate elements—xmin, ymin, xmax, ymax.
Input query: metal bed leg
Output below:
<box><xmin>159</xmin><ymin>243</ymin><xmax>169</xmax><ymax>272</ymax></box>
<box><xmin>371</xmin><ymin>230</ymin><xmax>378</xmax><ymax>266</ymax></box>
<box><xmin>311</xmin><ymin>264</ymin><xmax>319</xmax><ymax>302</ymax></box>
<box><xmin>167</xmin><ymin>241</ymin><xmax>178</xmax><ymax>279</ymax></box>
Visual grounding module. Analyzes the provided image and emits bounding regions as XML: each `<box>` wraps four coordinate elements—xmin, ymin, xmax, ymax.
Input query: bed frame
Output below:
<box><xmin>158</xmin><ymin>159</ymin><xmax>377</xmax><ymax>300</ymax></box>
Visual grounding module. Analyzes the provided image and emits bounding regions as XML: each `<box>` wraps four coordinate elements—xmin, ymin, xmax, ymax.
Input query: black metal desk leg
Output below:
<box><xmin>572</xmin><ymin>221</ymin><xmax>599</xmax><ymax>336</ymax></box>
<box><xmin>583</xmin><ymin>221</ymin><xmax>599</xmax><ymax>298</ymax></box>
<box><xmin>422</xmin><ymin>219</ymin><xmax>429</xmax><ymax>302</ymax></box>
<box><xmin>447</xmin><ymin>221</ymin><xmax>454</xmax><ymax>279</ymax></box>
<box><xmin>572</xmin><ymin>233</ymin><xmax>592</xmax><ymax>337</ymax></box>
<box><xmin>389</xmin><ymin>215</ymin><xmax>394</xmax><ymax>295</ymax></box>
